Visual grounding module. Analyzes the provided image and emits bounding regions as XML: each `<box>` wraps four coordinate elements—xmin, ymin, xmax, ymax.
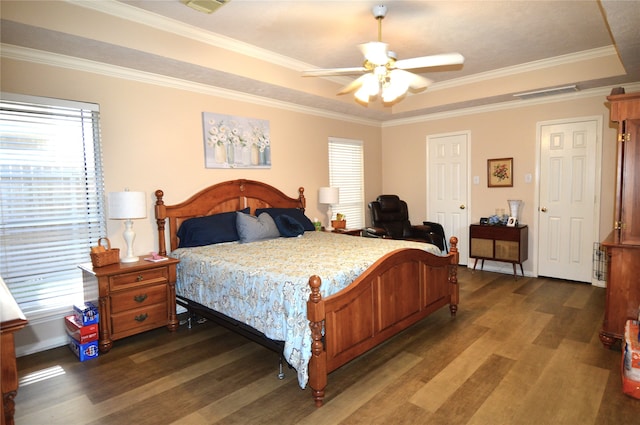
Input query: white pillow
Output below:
<box><xmin>236</xmin><ymin>212</ymin><xmax>280</xmax><ymax>243</ymax></box>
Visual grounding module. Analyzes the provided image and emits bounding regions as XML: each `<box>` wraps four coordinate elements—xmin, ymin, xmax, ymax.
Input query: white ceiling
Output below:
<box><xmin>2</xmin><ymin>0</ymin><xmax>639</xmax><ymax>121</ymax></box>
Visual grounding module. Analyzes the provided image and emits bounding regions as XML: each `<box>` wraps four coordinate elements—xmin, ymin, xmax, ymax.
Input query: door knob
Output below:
<box><xmin>540</xmin><ymin>207</ymin><xmax>547</xmax><ymax>212</ymax></box>
<box><xmin>460</xmin><ymin>204</ymin><xmax>466</xmax><ymax>209</ymax></box>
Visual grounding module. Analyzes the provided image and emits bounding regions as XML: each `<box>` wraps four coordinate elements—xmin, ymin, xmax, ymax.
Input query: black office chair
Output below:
<box><xmin>365</xmin><ymin>195</ymin><xmax>437</xmax><ymax>245</ymax></box>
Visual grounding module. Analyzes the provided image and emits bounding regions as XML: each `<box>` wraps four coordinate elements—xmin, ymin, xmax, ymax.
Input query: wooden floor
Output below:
<box><xmin>15</xmin><ymin>268</ymin><xmax>640</xmax><ymax>424</ymax></box>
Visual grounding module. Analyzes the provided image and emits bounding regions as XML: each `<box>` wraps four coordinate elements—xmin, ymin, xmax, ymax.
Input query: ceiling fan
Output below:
<box><xmin>302</xmin><ymin>5</ymin><xmax>464</xmax><ymax>104</ymax></box>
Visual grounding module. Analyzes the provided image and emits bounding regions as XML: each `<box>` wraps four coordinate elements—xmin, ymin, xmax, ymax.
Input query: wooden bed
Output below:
<box><xmin>154</xmin><ymin>179</ymin><xmax>459</xmax><ymax>407</ymax></box>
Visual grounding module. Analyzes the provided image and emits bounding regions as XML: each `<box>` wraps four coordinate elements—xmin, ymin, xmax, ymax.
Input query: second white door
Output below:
<box><xmin>538</xmin><ymin>117</ymin><xmax>601</xmax><ymax>282</ymax></box>
<box><xmin>427</xmin><ymin>132</ymin><xmax>469</xmax><ymax>264</ymax></box>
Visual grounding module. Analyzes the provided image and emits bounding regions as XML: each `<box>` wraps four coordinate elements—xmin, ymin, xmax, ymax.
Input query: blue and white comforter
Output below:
<box><xmin>171</xmin><ymin>231</ymin><xmax>441</xmax><ymax>388</ymax></box>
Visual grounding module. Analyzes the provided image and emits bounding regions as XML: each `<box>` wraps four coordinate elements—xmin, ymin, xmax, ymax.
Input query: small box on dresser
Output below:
<box><xmin>78</xmin><ymin>257</ymin><xmax>180</xmax><ymax>353</ymax></box>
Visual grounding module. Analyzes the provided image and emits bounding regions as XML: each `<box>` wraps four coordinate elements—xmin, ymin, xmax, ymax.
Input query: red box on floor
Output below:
<box><xmin>64</xmin><ymin>315</ymin><xmax>98</xmax><ymax>344</ymax></box>
<box><xmin>622</xmin><ymin>320</ymin><xmax>640</xmax><ymax>399</ymax></box>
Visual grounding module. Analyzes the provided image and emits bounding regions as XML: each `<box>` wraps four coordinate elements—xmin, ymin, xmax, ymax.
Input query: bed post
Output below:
<box><xmin>155</xmin><ymin>190</ymin><xmax>168</xmax><ymax>256</ymax></box>
<box><xmin>307</xmin><ymin>275</ymin><xmax>327</xmax><ymax>407</ymax></box>
<box><xmin>448</xmin><ymin>236</ymin><xmax>459</xmax><ymax>316</ymax></box>
<box><xmin>298</xmin><ymin>187</ymin><xmax>306</xmax><ymax>211</ymax></box>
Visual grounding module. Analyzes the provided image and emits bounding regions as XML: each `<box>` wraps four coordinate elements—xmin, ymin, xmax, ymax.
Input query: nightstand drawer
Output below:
<box><xmin>110</xmin><ymin>284</ymin><xmax>167</xmax><ymax>314</ymax></box>
<box><xmin>110</xmin><ymin>268</ymin><xmax>168</xmax><ymax>290</ymax></box>
<box><xmin>111</xmin><ymin>302</ymin><xmax>168</xmax><ymax>335</ymax></box>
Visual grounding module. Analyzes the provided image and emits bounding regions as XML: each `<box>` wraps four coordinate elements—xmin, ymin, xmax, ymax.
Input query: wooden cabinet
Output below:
<box><xmin>600</xmin><ymin>91</ymin><xmax>640</xmax><ymax>347</ymax></box>
<box><xmin>1</xmin><ymin>278</ymin><xmax>27</xmax><ymax>425</ymax></box>
<box><xmin>79</xmin><ymin>258</ymin><xmax>179</xmax><ymax>352</ymax></box>
<box><xmin>469</xmin><ymin>224</ymin><xmax>528</xmax><ymax>279</ymax></box>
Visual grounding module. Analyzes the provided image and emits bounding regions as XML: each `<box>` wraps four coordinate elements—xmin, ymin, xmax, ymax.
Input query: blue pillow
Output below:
<box><xmin>255</xmin><ymin>208</ymin><xmax>315</xmax><ymax>232</ymax></box>
<box><xmin>236</xmin><ymin>211</ymin><xmax>280</xmax><ymax>243</ymax></box>
<box><xmin>274</xmin><ymin>214</ymin><xmax>305</xmax><ymax>237</ymax></box>
<box><xmin>177</xmin><ymin>208</ymin><xmax>249</xmax><ymax>248</ymax></box>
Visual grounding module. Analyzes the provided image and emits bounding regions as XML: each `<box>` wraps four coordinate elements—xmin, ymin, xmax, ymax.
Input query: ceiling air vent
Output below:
<box><xmin>182</xmin><ymin>0</ymin><xmax>230</xmax><ymax>14</ymax></box>
<box><xmin>513</xmin><ymin>85</ymin><xmax>579</xmax><ymax>100</ymax></box>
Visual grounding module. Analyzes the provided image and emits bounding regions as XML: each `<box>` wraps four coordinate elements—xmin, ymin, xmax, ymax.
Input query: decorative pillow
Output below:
<box><xmin>274</xmin><ymin>214</ymin><xmax>305</xmax><ymax>237</ymax></box>
<box><xmin>177</xmin><ymin>208</ymin><xmax>249</xmax><ymax>248</ymax></box>
<box><xmin>236</xmin><ymin>211</ymin><xmax>280</xmax><ymax>243</ymax></box>
<box><xmin>254</xmin><ymin>208</ymin><xmax>315</xmax><ymax>232</ymax></box>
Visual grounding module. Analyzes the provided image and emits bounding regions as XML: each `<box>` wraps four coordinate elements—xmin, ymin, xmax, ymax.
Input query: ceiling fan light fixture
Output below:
<box><xmin>382</xmin><ymin>72</ymin><xmax>410</xmax><ymax>103</ymax></box>
<box><xmin>362</xmin><ymin>42</ymin><xmax>389</xmax><ymax>66</ymax></box>
<box><xmin>301</xmin><ymin>5</ymin><xmax>462</xmax><ymax>107</ymax></box>
<box><xmin>354</xmin><ymin>73</ymin><xmax>380</xmax><ymax>103</ymax></box>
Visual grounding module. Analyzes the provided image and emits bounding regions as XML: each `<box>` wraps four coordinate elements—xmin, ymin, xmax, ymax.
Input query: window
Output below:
<box><xmin>0</xmin><ymin>93</ymin><xmax>105</xmax><ymax>318</ymax></box>
<box><xmin>328</xmin><ymin>137</ymin><xmax>364</xmax><ymax>229</ymax></box>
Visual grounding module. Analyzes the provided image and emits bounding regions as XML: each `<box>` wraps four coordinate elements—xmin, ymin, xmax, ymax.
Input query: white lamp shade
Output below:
<box><xmin>318</xmin><ymin>187</ymin><xmax>339</xmax><ymax>205</ymax></box>
<box><xmin>108</xmin><ymin>191</ymin><xmax>147</xmax><ymax>219</ymax></box>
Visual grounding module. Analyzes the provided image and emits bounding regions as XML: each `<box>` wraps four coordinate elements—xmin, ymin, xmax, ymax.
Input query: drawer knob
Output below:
<box><xmin>133</xmin><ymin>294</ymin><xmax>148</xmax><ymax>303</ymax></box>
<box><xmin>136</xmin><ymin>275</ymin><xmax>144</xmax><ymax>282</ymax></box>
<box><xmin>134</xmin><ymin>313</ymin><xmax>148</xmax><ymax>322</ymax></box>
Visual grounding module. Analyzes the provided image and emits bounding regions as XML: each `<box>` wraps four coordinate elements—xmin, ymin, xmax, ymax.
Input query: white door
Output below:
<box><xmin>427</xmin><ymin>132</ymin><xmax>469</xmax><ymax>264</ymax></box>
<box><xmin>538</xmin><ymin>118</ymin><xmax>601</xmax><ymax>282</ymax></box>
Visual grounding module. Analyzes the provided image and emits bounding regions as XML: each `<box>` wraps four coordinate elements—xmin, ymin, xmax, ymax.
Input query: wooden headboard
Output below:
<box><xmin>155</xmin><ymin>179</ymin><xmax>306</xmax><ymax>255</ymax></box>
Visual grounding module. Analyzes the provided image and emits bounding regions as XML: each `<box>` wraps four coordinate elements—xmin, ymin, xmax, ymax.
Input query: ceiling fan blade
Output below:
<box><xmin>385</xmin><ymin>69</ymin><xmax>433</xmax><ymax>95</ymax></box>
<box><xmin>395</xmin><ymin>53</ymin><xmax>464</xmax><ymax>70</ymax></box>
<box><xmin>391</xmin><ymin>69</ymin><xmax>434</xmax><ymax>90</ymax></box>
<box><xmin>302</xmin><ymin>67</ymin><xmax>367</xmax><ymax>77</ymax></box>
<box><xmin>337</xmin><ymin>73</ymin><xmax>374</xmax><ymax>95</ymax></box>
<box><xmin>359</xmin><ymin>41</ymin><xmax>389</xmax><ymax>66</ymax></box>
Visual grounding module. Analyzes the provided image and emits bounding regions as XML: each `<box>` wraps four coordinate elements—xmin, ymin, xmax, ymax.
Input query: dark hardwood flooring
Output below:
<box><xmin>14</xmin><ymin>268</ymin><xmax>640</xmax><ymax>424</ymax></box>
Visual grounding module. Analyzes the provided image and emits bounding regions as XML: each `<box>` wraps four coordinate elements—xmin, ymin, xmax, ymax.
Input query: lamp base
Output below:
<box><xmin>121</xmin><ymin>219</ymin><xmax>138</xmax><ymax>264</ymax></box>
<box><xmin>326</xmin><ymin>205</ymin><xmax>334</xmax><ymax>231</ymax></box>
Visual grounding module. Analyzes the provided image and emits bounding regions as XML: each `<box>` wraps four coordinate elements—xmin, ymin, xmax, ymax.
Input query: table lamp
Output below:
<box><xmin>108</xmin><ymin>190</ymin><xmax>147</xmax><ymax>263</ymax></box>
<box><xmin>318</xmin><ymin>187</ymin><xmax>339</xmax><ymax>231</ymax></box>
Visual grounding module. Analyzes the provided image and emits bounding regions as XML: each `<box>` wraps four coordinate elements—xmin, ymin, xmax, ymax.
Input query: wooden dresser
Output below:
<box><xmin>600</xmin><ymin>90</ymin><xmax>640</xmax><ymax>347</ymax></box>
<box><xmin>1</xmin><ymin>277</ymin><xmax>28</xmax><ymax>425</ymax></box>
<box><xmin>79</xmin><ymin>258</ymin><xmax>179</xmax><ymax>352</ymax></box>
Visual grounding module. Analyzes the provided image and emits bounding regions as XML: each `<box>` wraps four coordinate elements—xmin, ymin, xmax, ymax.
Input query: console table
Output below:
<box><xmin>470</xmin><ymin>224</ymin><xmax>528</xmax><ymax>279</ymax></box>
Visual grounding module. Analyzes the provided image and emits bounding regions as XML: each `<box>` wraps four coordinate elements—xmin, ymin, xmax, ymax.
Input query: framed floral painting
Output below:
<box><xmin>202</xmin><ymin>112</ymin><xmax>271</xmax><ymax>169</ymax></box>
<box><xmin>487</xmin><ymin>157</ymin><xmax>513</xmax><ymax>187</ymax></box>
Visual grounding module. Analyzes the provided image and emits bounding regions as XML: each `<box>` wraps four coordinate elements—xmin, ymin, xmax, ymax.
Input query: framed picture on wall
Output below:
<box><xmin>487</xmin><ymin>157</ymin><xmax>513</xmax><ymax>187</ymax></box>
<box><xmin>202</xmin><ymin>112</ymin><xmax>271</xmax><ymax>169</ymax></box>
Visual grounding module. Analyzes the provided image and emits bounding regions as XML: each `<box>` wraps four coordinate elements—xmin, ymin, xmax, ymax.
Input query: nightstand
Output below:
<box><xmin>78</xmin><ymin>257</ymin><xmax>179</xmax><ymax>352</ymax></box>
<box><xmin>331</xmin><ymin>228</ymin><xmax>362</xmax><ymax>236</ymax></box>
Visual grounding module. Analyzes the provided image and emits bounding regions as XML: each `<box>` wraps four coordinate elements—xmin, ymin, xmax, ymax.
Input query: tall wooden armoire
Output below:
<box><xmin>600</xmin><ymin>90</ymin><xmax>640</xmax><ymax>347</ymax></box>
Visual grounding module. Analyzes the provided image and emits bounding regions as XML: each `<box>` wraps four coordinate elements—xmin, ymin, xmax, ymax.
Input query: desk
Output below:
<box><xmin>469</xmin><ymin>224</ymin><xmax>528</xmax><ymax>279</ymax></box>
<box><xmin>1</xmin><ymin>277</ymin><xmax>28</xmax><ymax>425</ymax></box>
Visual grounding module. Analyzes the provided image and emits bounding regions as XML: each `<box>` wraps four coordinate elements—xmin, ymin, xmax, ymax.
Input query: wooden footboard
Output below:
<box><xmin>307</xmin><ymin>237</ymin><xmax>459</xmax><ymax>407</ymax></box>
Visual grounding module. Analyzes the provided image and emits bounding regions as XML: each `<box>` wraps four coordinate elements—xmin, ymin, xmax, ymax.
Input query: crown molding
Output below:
<box><xmin>427</xmin><ymin>46</ymin><xmax>618</xmax><ymax>92</ymax></box>
<box><xmin>383</xmin><ymin>81</ymin><xmax>640</xmax><ymax>127</ymax></box>
<box><xmin>4</xmin><ymin>43</ymin><xmax>638</xmax><ymax>128</ymax></box>
<box><xmin>1</xmin><ymin>44</ymin><xmax>379</xmax><ymax>127</ymax></box>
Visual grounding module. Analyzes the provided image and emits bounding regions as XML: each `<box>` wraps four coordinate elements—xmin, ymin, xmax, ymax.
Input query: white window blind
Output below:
<box><xmin>0</xmin><ymin>93</ymin><xmax>106</xmax><ymax>318</ymax></box>
<box><xmin>328</xmin><ymin>137</ymin><xmax>364</xmax><ymax>229</ymax></box>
